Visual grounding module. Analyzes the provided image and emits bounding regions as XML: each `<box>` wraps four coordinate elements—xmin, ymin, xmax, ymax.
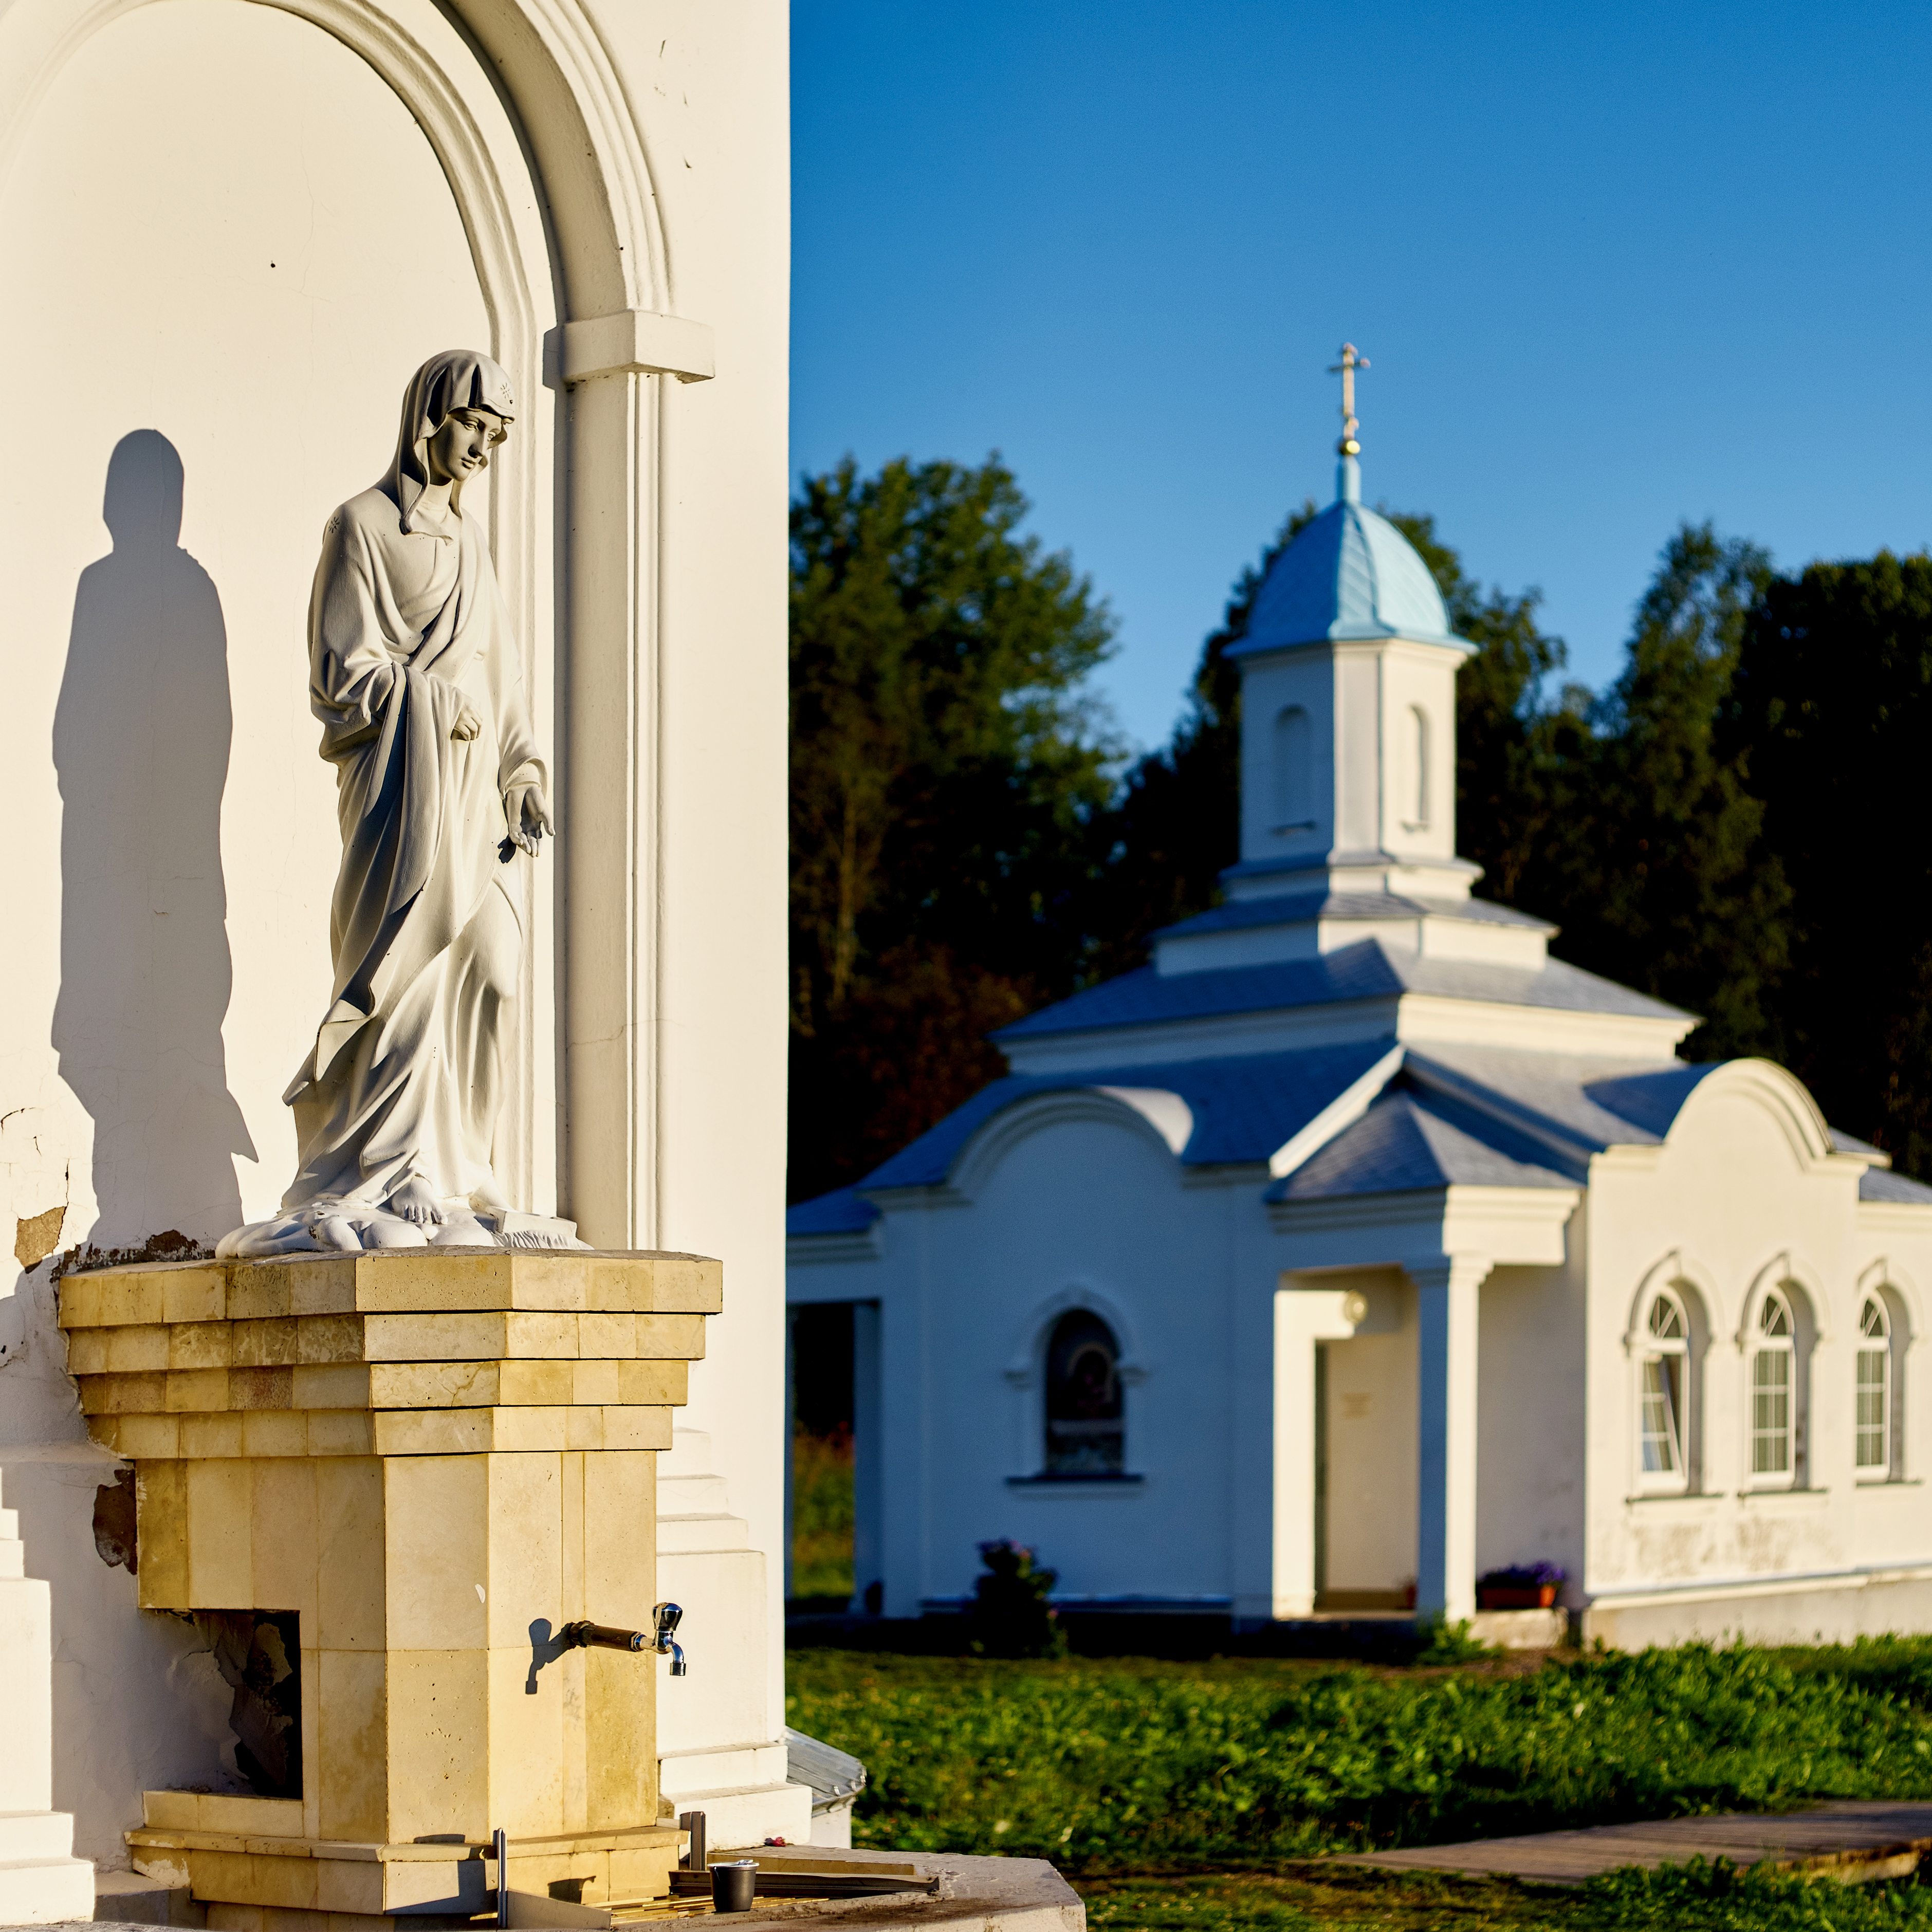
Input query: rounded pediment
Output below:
<box><xmin>1665</xmin><ymin>1058</ymin><xmax>1838</xmax><ymax>1170</ymax></box>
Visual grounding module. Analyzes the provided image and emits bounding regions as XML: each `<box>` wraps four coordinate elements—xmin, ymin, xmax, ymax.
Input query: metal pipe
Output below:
<box><xmin>494</xmin><ymin>1828</ymin><xmax>508</xmax><ymax>1930</ymax></box>
<box><xmin>559</xmin><ymin>1621</ymin><xmax>648</xmax><ymax>1652</ymax></box>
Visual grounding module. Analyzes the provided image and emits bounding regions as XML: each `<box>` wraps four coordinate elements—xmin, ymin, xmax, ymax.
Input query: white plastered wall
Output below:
<box><xmin>1579</xmin><ymin>1064</ymin><xmax>1932</xmax><ymax>1641</ymax></box>
<box><xmin>0</xmin><ymin>0</ymin><xmax>792</xmax><ymax>1862</ymax></box>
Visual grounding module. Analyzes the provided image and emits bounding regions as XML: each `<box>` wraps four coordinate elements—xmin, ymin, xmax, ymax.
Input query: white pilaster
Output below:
<box><xmin>655</xmin><ymin>1429</ymin><xmax>814</xmax><ymax>1850</ymax></box>
<box><xmin>1271</xmin><ymin>1279</ymin><xmax>1366</xmax><ymax>1617</ymax></box>
<box><xmin>0</xmin><ymin>1474</ymin><xmax>94</xmax><ymax>1924</ymax></box>
<box><xmin>1412</xmin><ymin>1256</ymin><xmax>1491</xmax><ymax>1623</ymax></box>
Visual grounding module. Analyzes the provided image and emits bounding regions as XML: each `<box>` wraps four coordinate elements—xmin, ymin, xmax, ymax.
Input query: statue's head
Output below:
<box><xmin>390</xmin><ymin>351</ymin><xmax>515</xmax><ymax>531</ymax></box>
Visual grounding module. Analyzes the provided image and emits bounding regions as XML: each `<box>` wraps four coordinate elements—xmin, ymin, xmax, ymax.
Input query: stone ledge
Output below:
<box><xmin>87</xmin><ymin>1403</ymin><xmax>675</xmax><ymax>1459</ymax></box>
<box><xmin>58</xmin><ymin>1252</ymin><xmax>723</xmax><ymax>1327</ymax></box>
<box><xmin>77</xmin><ymin>1360</ymin><xmax>689</xmax><ymax>1411</ymax></box>
<box><xmin>68</xmin><ymin>1311</ymin><xmax>709</xmax><ymax>1367</ymax></box>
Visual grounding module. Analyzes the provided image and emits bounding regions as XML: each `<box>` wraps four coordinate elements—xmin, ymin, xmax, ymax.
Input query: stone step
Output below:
<box><xmin>0</xmin><ymin>1852</ymin><xmax>97</xmax><ymax>1925</ymax></box>
<box><xmin>668</xmin><ymin>1783</ymin><xmax>815</xmax><ymax>1855</ymax></box>
<box><xmin>658</xmin><ymin>1429</ymin><xmax>714</xmax><ymax>1477</ymax></box>
<box><xmin>656</xmin><ymin>1512</ymin><xmax>748</xmax><ymax>1554</ymax></box>
<box><xmin>0</xmin><ymin>1541</ymin><xmax>23</xmax><ymax>1579</ymax></box>
<box><xmin>0</xmin><ymin>1814</ymin><xmax>77</xmax><ymax>1861</ymax></box>
<box><xmin>96</xmin><ymin>1866</ymin><xmax>207</xmax><ymax>1926</ymax></box>
<box><xmin>659</xmin><ymin>1744</ymin><xmax>789</xmax><ymax>1796</ymax></box>
<box><xmin>0</xmin><ymin>1506</ymin><xmax>19</xmax><ymax>1539</ymax></box>
<box><xmin>657</xmin><ymin>1473</ymin><xmax>731</xmax><ymax>1513</ymax></box>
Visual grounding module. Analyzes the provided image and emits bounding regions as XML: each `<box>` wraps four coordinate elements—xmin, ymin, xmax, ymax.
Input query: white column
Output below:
<box><xmin>557</xmin><ymin>362</ymin><xmax>660</xmax><ymax>1248</ymax></box>
<box><xmin>1412</xmin><ymin>1255</ymin><xmax>1489</xmax><ymax>1624</ymax></box>
<box><xmin>1271</xmin><ymin>1279</ymin><xmax>1365</xmax><ymax>1618</ymax></box>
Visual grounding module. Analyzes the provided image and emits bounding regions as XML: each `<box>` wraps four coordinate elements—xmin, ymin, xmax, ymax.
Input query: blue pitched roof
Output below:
<box><xmin>786</xmin><ymin>1039</ymin><xmax>1398</xmax><ymax>1235</ymax></box>
<box><xmin>784</xmin><ymin>1186</ymin><xmax>880</xmax><ymax>1236</ymax></box>
<box><xmin>787</xmin><ymin>1036</ymin><xmax>1932</xmax><ymax>1236</ymax></box>
<box><xmin>1227</xmin><ymin>498</ymin><xmax>1466</xmax><ymax>658</ymax></box>
<box><xmin>995</xmin><ymin>939</ymin><xmax>1688</xmax><ymax>1045</ymax></box>
<box><xmin>1271</xmin><ymin>1087</ymin><xmax>1576</xmax><ymax>1202</ymax></box>
<box><xmin>1580</xmin><ymin>1063</ymin><xmax>1723</xmax><ymax>1139</ymax></box>
<box><xmin>1861</xmin><ymin>1169</ymin><xmax>1932</xmax><ymax>1205</ymax></box>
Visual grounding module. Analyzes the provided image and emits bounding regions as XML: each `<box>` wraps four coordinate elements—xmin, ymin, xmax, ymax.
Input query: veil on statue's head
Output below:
<box><xmin>387</xmin><ymin>350</ymin><xmax>515</xmax><ymax>533</ymax></box>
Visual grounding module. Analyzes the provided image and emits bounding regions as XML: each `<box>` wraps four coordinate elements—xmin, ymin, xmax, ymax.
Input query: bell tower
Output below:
<box><xmin>1151</xmin><ymin>348</ymin><xmax>1553</xmax><ymax>977</ymax></box>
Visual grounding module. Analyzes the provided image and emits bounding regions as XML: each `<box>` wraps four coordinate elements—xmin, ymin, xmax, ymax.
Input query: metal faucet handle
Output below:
<box><xmin>653</xmin><ymin>1602</ymin><xmax>687</xmax><ymax>1676</ymax></box>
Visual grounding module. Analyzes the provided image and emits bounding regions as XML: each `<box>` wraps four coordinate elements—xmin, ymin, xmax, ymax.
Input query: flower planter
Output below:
<box><xmin>1476</xmin><ymin>1585</ymin><xmax>1558</xmax><ymax>1610</ymax></box>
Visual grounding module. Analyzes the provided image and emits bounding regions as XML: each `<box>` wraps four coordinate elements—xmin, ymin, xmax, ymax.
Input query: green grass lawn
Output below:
<box><xmin>785</xmin><ymin>1640</ymin><xmax>1932</xmax><ymax>1929</ymax></box>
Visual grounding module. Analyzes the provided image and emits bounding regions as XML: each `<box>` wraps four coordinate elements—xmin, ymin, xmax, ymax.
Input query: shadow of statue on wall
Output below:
<box><xmin>52</xmin><ymin>430</ymin><xmax>255</xmax><ymax>1247</ymax></box>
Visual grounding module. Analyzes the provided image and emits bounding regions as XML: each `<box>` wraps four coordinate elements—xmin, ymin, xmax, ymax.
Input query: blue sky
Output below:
<box><xmin>791</xmin><ymin>2</ymin><xmax>1932</xmax><ymax>751</ymax></box>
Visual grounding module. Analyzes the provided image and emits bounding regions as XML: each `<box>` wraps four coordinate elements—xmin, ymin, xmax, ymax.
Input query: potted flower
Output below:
<box><xmin>1476</xmin><ymin>1562</ymin><xmax>1565</xmax><ymax>1610</ymax></box>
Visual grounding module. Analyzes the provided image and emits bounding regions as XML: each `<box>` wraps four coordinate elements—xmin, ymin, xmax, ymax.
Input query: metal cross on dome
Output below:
<box><xmin>1329</xmin><ymin>342</ymin><xmax>1368</xmax><ymax>456</ymax></box>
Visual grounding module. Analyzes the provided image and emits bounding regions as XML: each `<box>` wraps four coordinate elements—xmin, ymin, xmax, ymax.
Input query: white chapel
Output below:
<box><xmin>787</xmin><ymin>401</ymin><xmax>1932</xmax><ymax>1647</ymax></box>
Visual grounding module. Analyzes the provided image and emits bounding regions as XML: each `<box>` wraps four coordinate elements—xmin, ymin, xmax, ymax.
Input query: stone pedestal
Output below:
<box><xmin>59</xmin><ymin>1250</ymin><xmax>718</xmax><ymax>1930</ymax></box>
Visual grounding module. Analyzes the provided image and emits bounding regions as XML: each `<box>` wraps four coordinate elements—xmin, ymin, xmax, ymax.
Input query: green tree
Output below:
<box><xmin>1555</xmin><ymin>523</ymin><xmax>1786</xmax><ymax>1057</ymax></box>
<box><xmin>789</xmin><ymin>454</ymin><xmax>1117</xmax><ymax>1200</ymax></box>
<box><xmin>1728</xmin><ymin>551</ymin><xmax>1932</xmax><ymax>1171</ymax></box>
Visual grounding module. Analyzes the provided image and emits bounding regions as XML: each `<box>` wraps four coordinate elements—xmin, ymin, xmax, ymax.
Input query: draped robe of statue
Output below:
<box><xmin>221</xmin><ymin>353</ymin><xmax>563</xmax><ymax>1256</ymax></box>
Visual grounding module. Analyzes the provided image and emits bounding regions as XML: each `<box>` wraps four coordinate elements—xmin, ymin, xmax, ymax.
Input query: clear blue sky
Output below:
<box><xmin>791</xmin><ymin>1</ymin><xmax>1932</xmax><ymax>752</ymax></box>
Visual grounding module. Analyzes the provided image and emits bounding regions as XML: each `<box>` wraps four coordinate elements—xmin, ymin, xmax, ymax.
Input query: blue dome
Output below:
<box><xmin>1228</xmin><ymin>492</ymin><xmax>1467</xmax><ymax>659</ymax></box>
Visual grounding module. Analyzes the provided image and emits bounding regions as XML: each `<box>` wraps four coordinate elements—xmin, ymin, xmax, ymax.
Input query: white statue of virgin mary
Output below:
<box><xmin>223</xmin><ymin>351</ymin><xmax>572</xmax><ymax>1256</ymax></box>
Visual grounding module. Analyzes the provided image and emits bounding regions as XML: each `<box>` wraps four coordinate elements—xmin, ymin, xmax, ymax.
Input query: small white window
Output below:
<box><xmin>1272</xmin><ymin>706</ymin><xmax>1313</xmax><ymax>830</ymax></box>
<box><xmin>1751</xmin><ymin>1290</ymin><xmax>1795</xmax><ymax>1484</ymax></box>
<box><xmin>1640</xmin><ymin>1290</ymin><xmax>1689</xmax><ymax>1483</ymax></box>
<box><xmin>1406</xmin><ymin>705</ymin><xmax>1431</xmax><ymax>829</ymax></box>
<box><xmin>1857</xmin><ymin>1295</ymin><xmax>1891</xmax><ymax>1478</ymax></box>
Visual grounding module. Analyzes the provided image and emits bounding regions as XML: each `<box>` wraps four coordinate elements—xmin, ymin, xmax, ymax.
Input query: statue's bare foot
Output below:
<box><xmin>389</xmin><ymin>1176</ymin><xmax>447</xmax><ymax>1225</ymax></box>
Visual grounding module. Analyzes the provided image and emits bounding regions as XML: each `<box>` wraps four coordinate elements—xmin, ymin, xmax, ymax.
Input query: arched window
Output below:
<box><xmin>1751</xmin><ymin>1289</ymin><xmax>1796</xmax><ymax>1484</ymax></box>
<box><xmin>1857</xmin><ymin>1295</ymin><xmax>1892</xmax><ymax>1478</ymax></box>
<box><xmin>1044</xmin><ymin>1310</ymin><xmax>1124</xmax><ymax>1476</ymax></box>
<box><xmin>1272</xmin><ymin>706</ymin><xmax>1313</xmax><ymax>831</ymax></box>
<box><xmin>1406</xmin><ymin>705</ymin><xmax>1431</xmax><ymax>829</ymax></box>
<box><xmin>1640</xmin><ymin>1289</ymin><xmax>1689</xmax><ymax>1484</ymax></box>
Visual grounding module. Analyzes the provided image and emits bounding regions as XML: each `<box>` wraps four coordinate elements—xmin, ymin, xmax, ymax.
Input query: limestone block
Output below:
<box><xmin>59</xmin><ymin>1253</ymin><xmax>723</xmax><ymax>1326</ymax></box>
<box><xmin>73</xmin><ymin>1249</ymin><xmax>711</xmax><ymax>1905</ymax></box>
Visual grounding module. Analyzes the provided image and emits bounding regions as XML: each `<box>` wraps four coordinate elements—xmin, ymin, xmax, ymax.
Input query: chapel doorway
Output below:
<box><xmin>1314</xmin><ymin>1278</ymin><xmax>1419</xmax><ymax>1611</ymax></box>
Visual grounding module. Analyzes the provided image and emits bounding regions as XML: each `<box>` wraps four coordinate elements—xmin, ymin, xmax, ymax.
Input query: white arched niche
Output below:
<box><xmin>1404</xmin><ymin>704</ymin><xmax>1431</xmax><ymax>830</ymax></box>
<box><xmin>1272</xmin><ymin>703</ymin><xmax>1314</xmax><ymax>832</ymax></box>
<box><xmin>0</xmin><ymin>0</ymin><xmax>560</xmax><ymax>1242</ymax></box>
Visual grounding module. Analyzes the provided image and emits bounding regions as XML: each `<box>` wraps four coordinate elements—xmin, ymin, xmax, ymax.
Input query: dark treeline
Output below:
<box><xmin>790</xmin><ymin>453</ymin><xmax>1929</xmax><ymax>1201</ymax></box>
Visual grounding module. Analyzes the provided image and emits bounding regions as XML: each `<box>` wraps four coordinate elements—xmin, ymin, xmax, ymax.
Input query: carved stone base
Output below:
<box><xmin>59</xmin><ymin>1250</ymin><xmax>719</xmax><ymax>1915</ymax></box>
<box><xmin>128</xmin><ymin>1795</ymin><xmax>679</xmax><ymax>1922</ymax></box>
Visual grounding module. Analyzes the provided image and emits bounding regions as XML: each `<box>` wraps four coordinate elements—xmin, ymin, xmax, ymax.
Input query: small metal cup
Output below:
<box><xmin>711</xmin><ymin>1860</ymin><xmax>757</xmax><ymax>1913</ymax></box>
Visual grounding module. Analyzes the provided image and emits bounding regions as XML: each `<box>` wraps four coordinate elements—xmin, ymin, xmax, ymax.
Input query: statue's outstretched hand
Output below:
<box><xmin>505</xmin><ymin>780</ymin><xmax>555</xmax><ymax>857</ymax></box>
<box><xmin>452</xmin><ymin>704</ymin><xmax>482</xmax><ymax>741</ymax></box>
